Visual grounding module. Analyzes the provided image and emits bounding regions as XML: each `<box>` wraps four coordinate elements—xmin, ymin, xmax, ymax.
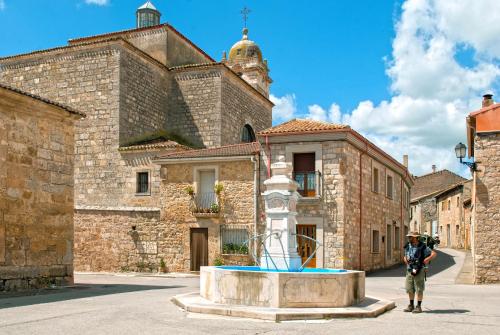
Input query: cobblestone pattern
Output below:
<box><xmin>473</xmin><ymin>133</ymin><xmax>500</xmax><ymax>283</ymax></box>
<box><xmin>159</xmin><ymin>160</ymin><xmax>256</xmax><ymax>272</ymax></box>
<box><xmin>220</xmin><ymin>75</ymin><xmax>272</xmax><ymax>145</ymax></box>
<box><xmin>0</xmin><ymin>90</ymin><xmax>76</xmax><ymax>291</ymax></box>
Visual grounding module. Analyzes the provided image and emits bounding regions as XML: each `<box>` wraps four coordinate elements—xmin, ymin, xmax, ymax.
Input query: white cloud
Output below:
<box><xmin>272</xmin><ymin>0</ymin><xmax>500</xmax><ymax>177</ymax></box>
<box><xmin>85</xmin><ymin>0</ymin><xmax>109</xmax><ymax>6</ymax></box>
<box><xmin>0</xmin><ymin>0</ymin><xmax>5</xmax><ymax>11</ymax></box>
<box><xmin>270</xmin><ymin>94</ymin><xmax>297</xmax><ymax>122</ymax></box>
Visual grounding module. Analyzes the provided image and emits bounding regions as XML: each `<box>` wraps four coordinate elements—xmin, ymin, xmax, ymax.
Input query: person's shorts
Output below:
<box><xmin>405</xmin><ymin>270</ymin><xmax>425</xmax><ymax>294</ymax></box>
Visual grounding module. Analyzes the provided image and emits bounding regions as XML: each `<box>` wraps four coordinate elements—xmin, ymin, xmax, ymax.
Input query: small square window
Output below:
<box><xmin>136</xmin><ymin>172</ymin><xmax>149</xmax><ymax>194</ymax></box>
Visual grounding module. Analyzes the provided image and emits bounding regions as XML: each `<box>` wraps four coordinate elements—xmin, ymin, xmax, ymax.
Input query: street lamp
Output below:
<box><xmin>455</xmin><ymin>142</ymin><xmax>477</xmax><ymax>171</ymax></box>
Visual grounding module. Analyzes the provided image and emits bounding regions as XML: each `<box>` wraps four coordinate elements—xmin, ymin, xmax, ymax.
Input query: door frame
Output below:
<box><xmin>190</xmin><ymin>228</ymin><xmax>208</xmax><ymax>271</ymax></box>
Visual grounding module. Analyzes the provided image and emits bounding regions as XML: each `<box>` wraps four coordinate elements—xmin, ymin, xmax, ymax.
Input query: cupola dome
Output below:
<box><xmin>228</xmin><ymin>28</ymin><xmax>263</xmax><ymax>63</ymax></box>
<box><xmin>136</xmin><ymin>1</ymin><xmax>161</xmax><ymax>28</ymax></box>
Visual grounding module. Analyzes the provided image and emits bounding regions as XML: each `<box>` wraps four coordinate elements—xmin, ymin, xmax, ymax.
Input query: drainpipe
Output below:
<box><xmin>251</xmin><ymin>154</ymin><xmax>259</xmax><ymax>259</ymax></box>
<box><xmin>265</xmin><ymin>135</ymin><xmax>271</xmax><ymax>178</ymax></box>
<box><xmin>400</xmin><ymin>179</ymin><xmax>403</xmax><ymax>258</ymax></box>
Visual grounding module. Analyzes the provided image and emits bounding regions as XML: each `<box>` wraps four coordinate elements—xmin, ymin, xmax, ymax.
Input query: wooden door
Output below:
<box><xmin>190</xmin><ymin>228</ymin><xmax>208</xmax><ymax>271</ymax></box>
<box><xmin>296</xmin><ymin>225</ymin><xmax>316</xmax><ymax>268</ymax></box>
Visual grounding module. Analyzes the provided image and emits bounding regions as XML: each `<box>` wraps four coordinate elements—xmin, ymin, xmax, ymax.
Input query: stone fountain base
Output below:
<box><xmin>171</xmin><ymin>266</ymin><xmax>395</xmax><ymax>321</ymax></box>
<box><xmin>200</xmin><ymin>266</ymin><xmax>365</xmax><ymax>308</ymax></box>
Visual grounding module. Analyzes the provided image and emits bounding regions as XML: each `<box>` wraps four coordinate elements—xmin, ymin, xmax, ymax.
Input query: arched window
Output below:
<box><xmin>241</xmin><ymin>124</ymin><xmax>256</xmax><ymax>143</ymax></box>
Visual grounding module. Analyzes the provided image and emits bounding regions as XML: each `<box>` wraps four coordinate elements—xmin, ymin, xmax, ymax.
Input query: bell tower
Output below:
<box><xmin>136</xmin><ymin>1</ymin><xmax>161</xmax><ymax>28</ymax></box>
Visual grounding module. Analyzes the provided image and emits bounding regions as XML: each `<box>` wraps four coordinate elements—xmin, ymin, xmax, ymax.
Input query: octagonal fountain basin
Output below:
<box><xmin>200</xmin><ymin>266</ymin><xmax>365</xmax><ymax>308</ymax></box>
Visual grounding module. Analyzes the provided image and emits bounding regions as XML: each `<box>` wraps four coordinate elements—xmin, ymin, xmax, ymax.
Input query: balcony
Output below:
<box><xmin>192</xmin><ymin>192</ymin><xmax>220</xmax><ymax>217</ymax></box>
<box><xmin>293</xmin><ymin>171</ymin><xmax>322</xmax><ymax>198</ymax></box>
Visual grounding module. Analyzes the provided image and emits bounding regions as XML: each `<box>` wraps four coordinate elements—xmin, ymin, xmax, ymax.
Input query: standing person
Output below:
<box><xmin>403</xmin><ymin>232</ymin><xmax>437</xmax><ymax>313</ymax></box>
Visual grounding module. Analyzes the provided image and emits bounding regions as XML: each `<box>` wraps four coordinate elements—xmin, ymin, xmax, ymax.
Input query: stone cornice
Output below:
<box><xmin>0</xmin><ymin>38</ymin><xmax>169</xmax><ymax>75</ymax></box>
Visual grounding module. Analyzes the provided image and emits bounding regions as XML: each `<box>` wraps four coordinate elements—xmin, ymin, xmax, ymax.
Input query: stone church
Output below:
<box><xmin>0</xmin><ymin>2</ymin><xmax>273</xmax><ymax>271</ymax></box>
<box><xmin>0</xmin><ymin>2</ymin><xmax>413</xmax><ymax>274</ymax></box>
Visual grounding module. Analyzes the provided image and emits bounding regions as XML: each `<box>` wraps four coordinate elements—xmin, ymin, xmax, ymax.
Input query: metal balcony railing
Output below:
<box><xmin>193</xmin><ymin>192</ymin><xmax>219</xmax><ymax>214</ymax></box>
<box><xmin>293</xmin><ymin>171</ymin><xmax>322</xmax><ymax>197</ymax></box>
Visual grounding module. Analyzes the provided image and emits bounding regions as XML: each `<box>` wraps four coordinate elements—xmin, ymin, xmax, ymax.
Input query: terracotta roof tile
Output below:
<box><xmin>411</xmin><ymin>169</ymin><xmax>466</xmax><ymax>201</ymax></box>
<box><xmin>258</xmin><ymin>119</ymin><xmax>349</xmax><ymax>136</ymax></box>
<box><xmin>0</xmin><ymin>83</ymin><xmax>85</xmax><ymax>118</ymax></box>
<box><xmin>119</xmin><ymin>140</ymin><xmax>190</xmax><ymax>152</ymax></box>
<box><xmin>156</xmin><ymin>142</ymin><xmax>260</xmax><ymax>160</ymax></box>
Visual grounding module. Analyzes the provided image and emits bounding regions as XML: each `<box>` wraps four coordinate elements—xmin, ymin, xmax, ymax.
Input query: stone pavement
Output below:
<box><xmin>1</xmin><ymin>248</ymin><xmax>499</xmax><ymax>335</ymax></box>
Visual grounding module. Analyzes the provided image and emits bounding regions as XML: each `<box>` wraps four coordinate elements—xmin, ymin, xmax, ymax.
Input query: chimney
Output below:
<box><xmin>403</xmin><ymin>155</ymin><xmax>409</xmax><ymax>168</ymax></box>
<box><xmin>432</xmin><ymin>165</ymin><xmax>436</xmax><ymax>173</ymax></box>
<box><xmin>482</xmin><ymin>94</ymin><xmax>494</xmax><ymax>108</ymax></box>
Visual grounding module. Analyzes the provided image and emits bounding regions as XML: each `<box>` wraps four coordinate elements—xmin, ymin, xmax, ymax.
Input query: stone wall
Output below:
<box><xmin>260</xmin><ymin>140</ymin><xmax>410</xmax><ymax>272</ymax></box>
<box><xmin>119</xmin><ymin>49</ymin><xmax>169</xmax><ymax>143</ymax></box>
<box><xmin>0</xmin><ymin>43</ymin><xmax>122</xmax><ymax>207</ymax></box>
<box><xmin>74</xmin><ymin>210</ymin><xmax>162</xmax><ymax>272</ymax></box>
<box><xmin>168</xmin><ymin>67</ymin><xmax>222</xmax><ymax>148</ymax></box>
<box><xmin>0</xmin><ymin>88</ymin><xmax>77</xmax><ymax>291</ymax></box>
<box><xmin>220</xmin><ymin>74</ymin><xmax>272</xmax><ymax>145</ymax></box>
<box><xmin>160</xmin><ymin>160</ymin><xmax>256</xmax><ymax>272</ymax></box>
<box><xmin>437</xmin><ymin>189</ymin><xmax>464</xmax><ymax>248</ymax></box>
<box><xmin>166</xmin><ymin>27</ymin><xmax>213</xmax><ymax>67</ymax></box>
<box><xmin>343</xmin><ymin>143</ymin><xmax>408</xmax><ymax>271</ymax></box>
<box><xmin>472</xmin><ymin>133</ymin><xmax>500</xmax><ymax>283</ymax></box>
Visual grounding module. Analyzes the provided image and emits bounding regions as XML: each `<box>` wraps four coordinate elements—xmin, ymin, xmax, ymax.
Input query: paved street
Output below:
<box><xmin>1</xmin><ymin>248</ymin><xmax>499</xmax><ymax>335</ymax></box>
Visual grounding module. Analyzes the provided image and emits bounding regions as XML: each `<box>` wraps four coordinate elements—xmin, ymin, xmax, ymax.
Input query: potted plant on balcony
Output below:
<box><xmin>185</xmin><ymin>185</ymin><xmax>195</xmax><ymax>197</ymax></box>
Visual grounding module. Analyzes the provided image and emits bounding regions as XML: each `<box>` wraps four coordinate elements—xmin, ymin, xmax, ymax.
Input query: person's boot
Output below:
<box><xmin>412</xmin><ymin>305</ymin><xmax>422</xmax><ymax>313</ymax></box>
<box><xmin>403</xmin><ymin>304</ymin><xmax>414</xmax><ymax>312</ymax></box>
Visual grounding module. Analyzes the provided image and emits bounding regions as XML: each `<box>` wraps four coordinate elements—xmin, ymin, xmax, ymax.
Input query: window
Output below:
<box><xmin>457</xmin><ymin>196</ymin><xmax>460</xmax><ymax>207</ymax></box>
<box><xmin>293</xmin><ymin>153</ymin><xmax>316</xmax><ymax>197</ymax></box>
<box><xmin>221</xmin><ymin>225</ymin><xmax>249</xmax><ymax>254</ymax></box>
<box><xmin>456</xmin><ymin>225</ymin><xmax>460</xmax><ymax>236</ymax></box>
<box><xmin>395</xmin><ymin>226</ymin><xmax>401</xmax><ymax>249</ymax></box>
<box><xmin>372</xmin><ymin>167</ymin><xmax>379</xmax><ymax>193</ymax></box>
<box><xmin>241</xmin><ymin>124</ymin><xmax>256</xmax><ymax>143</ymax></box>
<box><xmin>441</xmin><ymin>201</ymin><xmax>445</xmax><ymax>211</ymax></box>
<box><xmin>136</xmin><ymin>172</ymin><xmax>149</xmax><ymax>194</ymax></box>
<box><xmin>386</xmin><ymin>175</ymin><xmax>393</xmax><ymax>199</ymax></box>
<box><xmin>372</xmin><ymin>230</ymin><xmax>380</xmax><ymax>253</ymax></box>
<box><xmin>194</xmin><ymin>169</ymin><xmax>217</xmax><ymax>213</ymax></box>
<box><xmin>448</xmin><ymin>200</ymin><xmax>451</xmax><ymax>211</ymax></box>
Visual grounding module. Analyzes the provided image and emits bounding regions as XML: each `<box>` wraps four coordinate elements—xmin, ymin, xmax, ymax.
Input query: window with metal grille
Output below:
<box><xmin>221</xmin><ymin>225</ymin><xmax>249</xmax><ymax>254</ymax></box>
<box><xmin>136</xmin><ymin>172</ymin><xmax>149</xmax><ymax>194</ymax></box>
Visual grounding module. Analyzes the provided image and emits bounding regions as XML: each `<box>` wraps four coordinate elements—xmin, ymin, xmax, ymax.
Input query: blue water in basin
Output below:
<box><xmin>216</xmin><ymin>266</ymin><xmax>347</xmax><ymax>273</ymax></box>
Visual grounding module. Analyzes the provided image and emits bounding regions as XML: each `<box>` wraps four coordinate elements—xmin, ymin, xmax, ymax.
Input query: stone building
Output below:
<box><xmin>434</xmin><ymin>180</ymin><xmax>472</xmax><ymax>249</ymax></box>
<box><xmin>0</xmin><ymin>84</ymin><xmax>84</xmax><ymax>291</ymax></box>
<box><xmin>409</xmin><ymin>169</ymin><xmax>466</xmax><ymax>235</ymax></box>
<box><xmin>0</xmin><ymin>3</ymin><xmax>273</xmax><ymax>272</ymax></box>
<box><xmin>258</xmin><ymin>119</ymin><xmax>413</xmax><ymax>271</ymax></box>
<box><xmin>466</xmin><ymin>94</ymin><xmax>500</xmax><ymax>284</ymax></box>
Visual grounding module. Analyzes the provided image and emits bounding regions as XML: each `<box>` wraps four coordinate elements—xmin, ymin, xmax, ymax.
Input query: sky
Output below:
<box><xmin>1</xmin><ymin>0</ymin><xmax>500</xmax><ymax>177</ymax></box>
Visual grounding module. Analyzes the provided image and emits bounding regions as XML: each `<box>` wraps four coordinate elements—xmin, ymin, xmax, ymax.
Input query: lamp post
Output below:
<box><xmin>455</xmin><ymin>142</ymin><xmax>477</xmax><ymax>171</ymax></box>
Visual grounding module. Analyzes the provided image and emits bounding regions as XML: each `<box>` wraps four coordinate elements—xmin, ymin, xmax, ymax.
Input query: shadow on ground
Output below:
<box><xmin>367</xmin><ymin>249</ymin><xmax>456</xmax><ymax>278</ymax></box>
<box><xmin>0</xmin><ymin>283</ymin><xmax>183</xmax><ymax>309</ymax></box>
<box><xmin>424</xmin><ymin>309</ymin><xmax>470</xmax><ymax>314</ymax></box>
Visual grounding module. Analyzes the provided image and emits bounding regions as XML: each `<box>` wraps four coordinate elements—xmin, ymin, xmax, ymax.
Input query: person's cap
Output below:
<box><xmin>406</xmin><ymin>231</ymin><xmax>421</xmax><ymax>237</ymax></box>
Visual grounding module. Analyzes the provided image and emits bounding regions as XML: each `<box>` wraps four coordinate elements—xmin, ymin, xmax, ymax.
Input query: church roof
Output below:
<box><xmin>155</xmin><ymin>142</ymin><xmax>260</xmax><ymax>160</ymax></box>
<box><xmin>0</xmin><ymin>83</ymin><xmax>85</xmax><ymax>118</ymax></box>
<box><xmin>228</xmin><ymin>28</ymin><xmax>263</xmax><ymax>63</ymax></box>
<box><xmin>258</xmin><ymin>119</ymin><xmax>349</xmax><ymax>136</ymax></box>
<box><xmin>138</xmin><ymin>1</ymin><xmax>158</xmax><ymax>11</ymax></box>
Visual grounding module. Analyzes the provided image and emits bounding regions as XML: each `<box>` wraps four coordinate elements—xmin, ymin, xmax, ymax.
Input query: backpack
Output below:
<box><xmin>404</xmin><ymin>242</ymin><xmax>427</xmax><ymax>276</ymax></box>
